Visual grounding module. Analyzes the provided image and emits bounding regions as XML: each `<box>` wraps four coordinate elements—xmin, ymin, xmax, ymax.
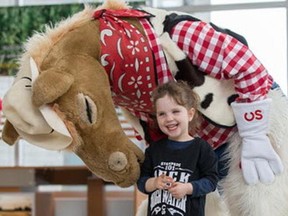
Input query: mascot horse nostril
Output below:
<box><xmin>108</xmin><ymin>151</ymin><xmax>128</xmax><ymax>172</ymax></box>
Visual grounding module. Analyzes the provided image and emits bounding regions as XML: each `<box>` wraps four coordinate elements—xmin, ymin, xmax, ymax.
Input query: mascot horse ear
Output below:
<box><xmin>2</xmin><ymin>120</ymin><xmax>20</xmax><ymax>145</ymax></box>
<box><xmin>32</xmin><ymin>68</ymin><xmax>74</xmax><ymax>107</ymax></box>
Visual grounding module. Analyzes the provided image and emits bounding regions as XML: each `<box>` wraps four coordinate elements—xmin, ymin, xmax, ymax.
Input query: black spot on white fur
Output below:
<box><xmin>201</xmin><ymin>93</ymin><xmax>213</xmax><ymax>109</ymax></box>
<box><xmin>228</xmin><ymin>94</ymin><xmax>238</xmax><ymax>105</ymax></box>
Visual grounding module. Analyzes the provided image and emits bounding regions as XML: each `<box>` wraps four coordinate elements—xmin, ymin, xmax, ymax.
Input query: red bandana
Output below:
<box><xmin>93</xmin><ymin>9</ymin><xmax>157</xmax><ymax>114</ymax></box>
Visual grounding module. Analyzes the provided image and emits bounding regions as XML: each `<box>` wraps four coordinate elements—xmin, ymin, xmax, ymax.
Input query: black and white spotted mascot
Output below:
<box><xmin>121</xmin><ymin>6</ymin><xmax>288</xmax><ymax>216</ymax></box>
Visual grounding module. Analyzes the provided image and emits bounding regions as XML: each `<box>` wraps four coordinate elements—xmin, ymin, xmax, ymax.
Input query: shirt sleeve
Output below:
<box><xmin>190</xmin><ymin>139</ymin><xmax>219</xmax><ymax>197</ymax></box>
<box><xmin>137</xmin><ymin>145</ymin><xmax>154</xmax><ymax>194</ymax></box>
<box><xmin>171</xmin><ymin>20</ymin><xmax>273</xmax><ymax>102</ymax></box>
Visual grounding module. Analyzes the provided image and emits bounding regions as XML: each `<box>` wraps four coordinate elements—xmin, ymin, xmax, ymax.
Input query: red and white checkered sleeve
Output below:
<box><xmin>171</xmin><ymin>20</ymin><xmax>273</xmax><ymax>102</ymax></box>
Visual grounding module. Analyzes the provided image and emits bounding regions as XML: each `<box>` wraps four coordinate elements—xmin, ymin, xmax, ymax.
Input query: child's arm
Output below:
<box><xmin>168</xmin><ymin>140</ymin><xmax>219</xmax><ymax>199</ymax></box>
<box><xmin>168</xmin><ymin>178</ymin><xmax>217</xmax><ymax>199</ymax></box>
<box><xmin>190</xmin><ymin>140</ymin><xmax>219</xmax><ymax>197</ymax></box>
<box><xmin>190</xmin><ymin>178</ymin><xmax>218</xmax><ymax>197</ymax></box>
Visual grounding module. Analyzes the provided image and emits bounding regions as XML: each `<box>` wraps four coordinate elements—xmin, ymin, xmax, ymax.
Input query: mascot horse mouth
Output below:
<box><xmin>74</xmin><ymin>143</ymin><xmax>141</xmax><ymax>187</ymax></box>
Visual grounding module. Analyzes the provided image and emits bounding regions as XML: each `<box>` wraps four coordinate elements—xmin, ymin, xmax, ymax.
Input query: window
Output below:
<box><xmin>212</xmin><ymin>0</ymin><xmax>285</xmax><ymax>4</ymax></box>
<box><xmin>211</xmin><ymin>8</ymin><xmax>287</xmax><ymax>93</ymax></box>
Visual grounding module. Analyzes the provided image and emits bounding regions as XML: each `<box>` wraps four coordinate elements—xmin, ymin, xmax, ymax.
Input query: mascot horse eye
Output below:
<box><xmin>76</xmin><ymin>93</ymin><xmax>97</xmax><ymax>125</ymax></box>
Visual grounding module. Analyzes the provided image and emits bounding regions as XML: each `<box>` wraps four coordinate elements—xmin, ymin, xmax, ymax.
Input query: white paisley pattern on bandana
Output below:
<box><xmin>93</xmin><ymin>9</ymin><xmax>173</xmax><ymax>121</ymax></box>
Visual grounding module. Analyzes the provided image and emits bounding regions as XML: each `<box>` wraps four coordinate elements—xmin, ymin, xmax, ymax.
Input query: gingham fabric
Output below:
<box><xmin>169</xmin><ymin>20</ymin><xmax>273</xmax><ymax>148</ymax></box>
<box><xmin>170</xmin><ymin>20</ymin><xmax>273</xmax><ymax>102</ymax></box>
<box><xmin>139</xmin><ymin>19</ymin><xmax>174</xmax><ymax>85</ymax></box>
<box><xmin>195</xmin><ymin>116</ymin><xmax>237</xmax><ymax>149</ymax></box>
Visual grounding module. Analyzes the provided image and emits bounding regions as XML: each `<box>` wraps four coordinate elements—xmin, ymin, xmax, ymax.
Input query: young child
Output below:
<box><xmin>137</xmin><ymin>81</ymin><xmax>219</xmax><ymax>216</ymax></box>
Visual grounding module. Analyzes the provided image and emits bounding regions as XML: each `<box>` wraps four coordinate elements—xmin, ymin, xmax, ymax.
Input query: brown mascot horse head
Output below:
<box><xmin>2</xmin><ymin>0</ymin><xmax>145</xmax><ymax>187</ymax></box>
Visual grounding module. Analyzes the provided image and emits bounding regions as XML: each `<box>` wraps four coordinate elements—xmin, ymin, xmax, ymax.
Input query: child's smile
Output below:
<box><xmin>156</xmin><ymin>95</ymin><xmax>194</xmax><ymax>141</ymax></box>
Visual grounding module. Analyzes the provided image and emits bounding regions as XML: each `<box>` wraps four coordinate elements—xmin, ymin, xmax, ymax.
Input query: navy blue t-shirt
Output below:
<box><xmin>137</xmin><ymin>137</ymin><xmax>219</xmax><ymax>216</ymax></box>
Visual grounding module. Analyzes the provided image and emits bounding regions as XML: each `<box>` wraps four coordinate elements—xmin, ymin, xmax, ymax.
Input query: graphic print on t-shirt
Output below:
<box><xmin>150</xmin><ymin>161</ymin><xmax>193</xmax><ymax>216</ymax></box>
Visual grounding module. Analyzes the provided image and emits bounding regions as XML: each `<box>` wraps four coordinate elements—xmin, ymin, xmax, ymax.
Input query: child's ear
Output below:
<box><xmin>188</xmin><ymin>108</ymin><xmax>195</xmax><ymax>121</ymax></box>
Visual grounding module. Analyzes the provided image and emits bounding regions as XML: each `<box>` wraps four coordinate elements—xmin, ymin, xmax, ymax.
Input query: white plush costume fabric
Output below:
<box><xmin>136</xmin><ymin>86</ymin><xmax>288</xmax><ymax>216</ymax></box>
<box><xmin>220</xmin><ymin>87</ymin><xmax>288</xmax><ymax>216</ymax></box>
<box><xmin>134</xmin><ymin>6</ymin><xmax>288</xmax><ymax>216</ymax></box>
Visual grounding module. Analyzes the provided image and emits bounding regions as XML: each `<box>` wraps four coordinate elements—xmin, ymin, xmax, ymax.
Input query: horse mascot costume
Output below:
<box><xmin>2</xmin><ymin>0</ymin><xmax>288</xmax><ymax>215</ymax></box>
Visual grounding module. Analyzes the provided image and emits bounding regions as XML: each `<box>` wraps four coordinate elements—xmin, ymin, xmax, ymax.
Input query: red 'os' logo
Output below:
<box><xmin>244</xmin><ymin>110</ymin><xmax>263</xmax><ymax>121</ymax></box>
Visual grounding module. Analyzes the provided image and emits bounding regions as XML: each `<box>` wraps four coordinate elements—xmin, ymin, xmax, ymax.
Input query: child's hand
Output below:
<box><xmin>154</xmin><ymin>173</ymin><xmax>174</xmax><ymax>190</ymax></box>
<box><xmin>168</xmin><ymin>182</ymin><xmax>193</xmax><ymax>199</ymax></box>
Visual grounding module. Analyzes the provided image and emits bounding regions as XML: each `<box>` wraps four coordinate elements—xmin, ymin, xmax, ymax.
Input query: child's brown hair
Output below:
<box><xmin>151</xmin><ymin>81</ymin><xmax>200</xmax><ymax>134</ymax></box>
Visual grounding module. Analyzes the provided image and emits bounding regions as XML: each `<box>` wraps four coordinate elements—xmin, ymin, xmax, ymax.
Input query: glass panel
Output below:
<box><xmin>211</xmin><ymin>8</ymin><xmax>287</xmax><ymax>93</ymax></box>
<box><xmin>18</xmin><ymin>140</ymin><xmax>84</xmax><ymax>166</ymax></box>
<box><xmin>0</xmin><ymin>0</ymin><xmax>17</xmax><ymax>7</ymax></box>
<box><xmin>150</xmin><ymin>0</ymin><xmax>210</xmax><ymax>7</ymax></box>
<box><xmin>0</xmin><ymin>140</ymin><xmax>15</xmax><ymax>166</ymax></box>
<box><xmin>62</xmin><ymin>151</ymin><xmax>84</xmax><ymax>166</ymax></box>
<box><xmin>150</xmin><ymin>0</ymin><xmax>185</xmax><ymax>7</ymax></box>
<box><xmin>150</xmin><ymin>0</ymin><xmax>285</xmax><ymax>6</ymax></box>
<box><xmin>211</xmin><ymin>0</ymin><xmax>285</xmax><ymax>4</ymax></box>
<box><xmin>18</xmin><ymin>140</ymin><xmax>65</xmax><ymax>166</ymax></box>
<box><xmin>0</xmin><ymin>0</ymin><xmax>145</xmax><ymax>7</ymax></box>
<box><xmin>0</xmin><ymin>76</ymin><xmax>15</xmax><ymax>166</ymax></box>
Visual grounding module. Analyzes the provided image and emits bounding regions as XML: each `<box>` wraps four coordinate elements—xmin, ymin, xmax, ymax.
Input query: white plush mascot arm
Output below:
<box><xmin>152</xmin><ymin>9</ymin><xmax>285</xmax><ymax>186</ymax></box>
<box><xmin>231</xmin><ymin>98</ymin><xmax>284</xmax><ymax>185</ymax></box>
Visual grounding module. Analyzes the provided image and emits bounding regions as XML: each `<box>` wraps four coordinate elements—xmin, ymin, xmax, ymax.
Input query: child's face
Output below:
<box><xmin>155</xmin><ymin>95</ymin><xmax>195</xmax><ymax>141</ymax></box>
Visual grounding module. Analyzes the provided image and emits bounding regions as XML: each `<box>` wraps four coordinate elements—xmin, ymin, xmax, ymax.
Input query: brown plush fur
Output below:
<box><xmin>2</xmin><ymin>120</ymin><xmax>19</xmax><ymax>145</ymax></box>
<box><xmin>3</xmin><ymin>0</ymin><xmax>145</xmax><ymax>188</ymax></box>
